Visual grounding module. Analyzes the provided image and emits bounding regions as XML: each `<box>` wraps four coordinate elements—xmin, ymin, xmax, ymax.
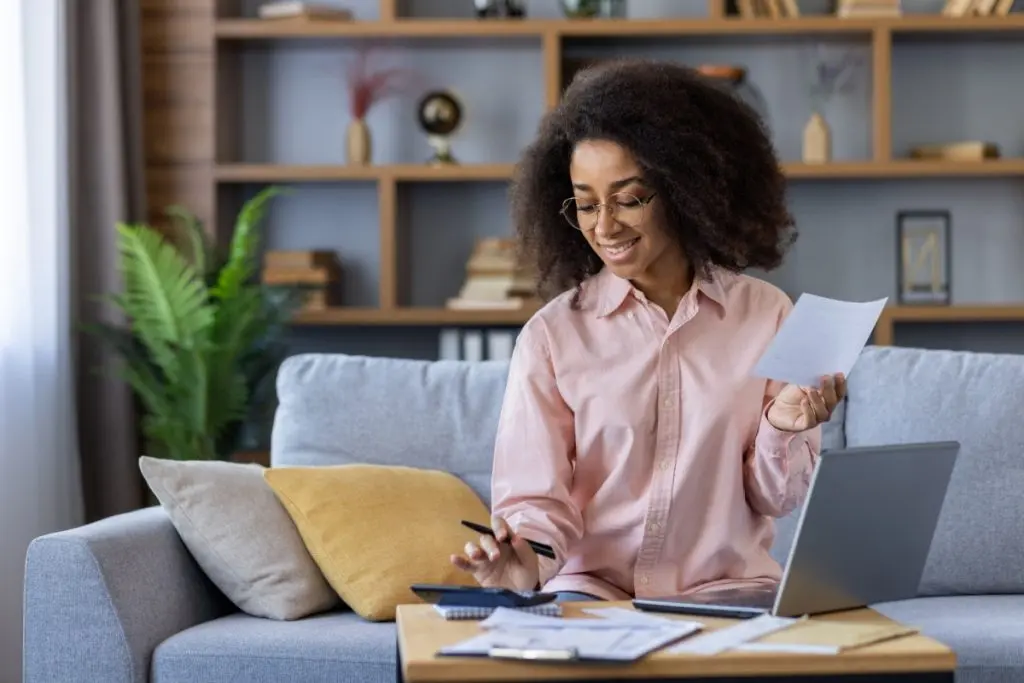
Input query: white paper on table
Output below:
<box><xmin>736</xmin><ymin>642</ymin><xmax>839</xmax><ymax>655</ymax></box>
<box><xmin>582</xmin><ymin>606</ymin><xmax>702</xmax><ymax>631</ymax></box>
<box><xmin>752</xmin><ymin>293</ymin><xmax>888</xmax><ymax>388</ymax></box>
<box><xmin>480</xmin><ymin>607</ymin><xmax>677</xmax><ymax>631</ymax></box>
<box><xmin>440</xmin><ymin>624</ymin><xmax>699</xmax><ymax>661</ymax></box>
<box><xmin>667</xmin><ymin>614</ymin><xmax>798</xmax><ymax>655</ymax></box>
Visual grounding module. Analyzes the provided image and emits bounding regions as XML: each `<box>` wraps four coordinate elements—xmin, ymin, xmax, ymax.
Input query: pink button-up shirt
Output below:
<box><xmin>491</xmin><ymin>267</ymin><xmax>821</xmax><ymax>601</ymax></box>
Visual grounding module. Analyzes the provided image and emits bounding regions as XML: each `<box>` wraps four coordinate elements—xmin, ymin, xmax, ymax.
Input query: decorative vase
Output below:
<box><xmin>802</xmin><ymin>111</ymin><xmax>831</xmax><ymax>164</ymax></box>
<box><xmin>346</xmin><ymin>118</ymin><xmax>371</xmax><ymax>165</ymax></box>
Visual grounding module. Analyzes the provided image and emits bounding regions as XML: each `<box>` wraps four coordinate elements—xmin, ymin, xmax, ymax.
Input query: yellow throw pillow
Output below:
<box><xmin>263</xmin><ymin>464</ymin><xmax>489</xmax><ymax>621</ymax></box>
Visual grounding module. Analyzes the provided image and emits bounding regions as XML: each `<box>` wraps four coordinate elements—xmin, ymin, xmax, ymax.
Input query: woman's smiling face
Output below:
<box><xmin>567</xmin><ymin>139</ymin><xmax>677</xmax><ymax>282</ymax></box>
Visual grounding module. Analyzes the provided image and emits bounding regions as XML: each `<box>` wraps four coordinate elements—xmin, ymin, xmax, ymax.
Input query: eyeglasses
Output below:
<box><xmin>560</xmin><ymin>192</ymin><xmax>657</xmax><ymax>232</ymax></box>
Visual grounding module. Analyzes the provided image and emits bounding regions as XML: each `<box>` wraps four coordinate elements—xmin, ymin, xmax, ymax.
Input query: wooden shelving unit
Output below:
<box><xmin>214</xmin><ymin>15</ymin><xmax>1024</xmax><ymax>39</ymax></box>
<box><xmin>140</xmin><ymin>0</ymin><xmax>1024</xmax><ymax>339</ymax></box>
<box><xmin>874</xmin><ymin>305</ymin><xmax>1024</xmax><ymax>345</ymax></box>
<box><xmin>214</xmin><ymin>160</ymin><xmax>1024</xmax><ymax>184</ymax></box>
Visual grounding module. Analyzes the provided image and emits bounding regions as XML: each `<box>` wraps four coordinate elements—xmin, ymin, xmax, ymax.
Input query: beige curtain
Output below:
<box><xmin>69</xmin><ymin>0</ymin><xmax>147</xmax><ymax>520</ymax></box>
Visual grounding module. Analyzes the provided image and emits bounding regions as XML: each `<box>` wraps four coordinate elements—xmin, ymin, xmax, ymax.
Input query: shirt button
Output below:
<box><xmin>663</xmin><ymin>396</ymin><xmax>673</xmax><ymax>407</ymax></box>
<box><xmin>640</xmin><ymin>575</ymin><xmax>650</xmax><ymax>585</ymax></box>
<box><xmin>648</xmin><ymin>522</ymin><xmax>660</xmax><ymax>533</ymax></box>
<box><xmin>659</xmin><ymin>459</ymin><xmax>671</xmax><ymax>470</ymax></box>
<box><xmin>627</xmin><ymin>312</ymin><xmax>635</xmax><ymax>320</ymax></box>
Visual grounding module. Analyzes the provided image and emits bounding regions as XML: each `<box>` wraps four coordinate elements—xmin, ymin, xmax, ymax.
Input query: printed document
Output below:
<box><xmin>441</xmin><ymin>607</ymin><xmax>703</xmax><ymax>662</ymax></box>
<box><xmin>667</xmin><ymin>614</ymin><xmax>798</xmax><ymax>655</ymax></box>
<box><xmin>752</xmin><ymin>293</ymin><xmax>887</xmax><ymax>388</ymax></box>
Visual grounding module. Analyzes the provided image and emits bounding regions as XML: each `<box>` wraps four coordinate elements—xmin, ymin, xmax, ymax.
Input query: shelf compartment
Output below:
<box><xmin>291</xmin><ymin>306</ymin><xmax>537</xmax><ymax>326</ymax></box>
<box><xmin>215</xmin><ymin>16</ymin><xmax>1024</xmax><ymax>40</ymax></box>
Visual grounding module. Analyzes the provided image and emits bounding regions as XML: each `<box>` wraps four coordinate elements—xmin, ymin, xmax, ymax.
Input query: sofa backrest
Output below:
<box><xmin>272</xmin><ymin>353</ymin><xmax>508</xmax><ymax>505</ymax></box>
<box><xmin>840</xmin><ymin>344</ymin><xmax>1024</xmax><ymax>597</ymax></box>
<box><xmin>273</xmin><ymin>345</ymin><xmax>1024</xmax><ymax>597</ymax></box>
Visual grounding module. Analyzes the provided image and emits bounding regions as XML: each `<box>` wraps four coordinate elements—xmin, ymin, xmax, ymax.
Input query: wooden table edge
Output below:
<box><xmin>396</xmin><ymin>602</ymin><xmax>956</xmax><ymax>682</ymax></box>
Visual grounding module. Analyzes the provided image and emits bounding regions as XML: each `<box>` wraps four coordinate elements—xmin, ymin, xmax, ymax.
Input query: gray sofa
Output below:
<box><xmin>23</xmin><ymin>345</ymin><xmax>1024</xmax><ymax>683</ymax></box>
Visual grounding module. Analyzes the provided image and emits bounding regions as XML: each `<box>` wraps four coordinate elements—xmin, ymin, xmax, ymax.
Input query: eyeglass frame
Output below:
<box><xmin>559</xmin><ymin>191</ymin><xmax>658</xmax><ymax>232</ymax></box>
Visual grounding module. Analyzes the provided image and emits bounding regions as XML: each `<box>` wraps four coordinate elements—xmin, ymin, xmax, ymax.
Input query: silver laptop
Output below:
<box><xmin>633</xmin><ymin>441</ymin><xmax>960</xmax><ymax>619</ymax></box>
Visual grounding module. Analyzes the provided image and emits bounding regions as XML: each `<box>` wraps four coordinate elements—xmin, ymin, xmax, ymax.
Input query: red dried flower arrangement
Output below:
<box><xmin>346</xmin><ymin>47</ymin><xmax>414</xmax><ymax>120</ymax></box>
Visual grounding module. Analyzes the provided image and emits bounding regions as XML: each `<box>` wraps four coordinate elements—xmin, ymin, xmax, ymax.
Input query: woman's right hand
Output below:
<box><xmin>450</xmin><ymin>516</ymin><xmax>540</xmax><ymax>592</ymax></box>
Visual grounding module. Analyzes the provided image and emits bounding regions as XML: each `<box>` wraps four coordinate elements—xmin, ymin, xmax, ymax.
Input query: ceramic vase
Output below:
<box><xmin>346</xmin><ymin>118</ymin><xmax>371</xmax><ymax>165</ymax></box>
<box><xmin>802</xmin><ymin>112</ymin><xmax>831</xmax><ymax>164</ymax></box>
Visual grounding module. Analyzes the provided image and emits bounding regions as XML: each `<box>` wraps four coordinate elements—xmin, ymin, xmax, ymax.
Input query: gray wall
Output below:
<box><xmin>231</xmin><ymin>0</ymin><xmax>1024</xmax><ymax>360</ymax></box>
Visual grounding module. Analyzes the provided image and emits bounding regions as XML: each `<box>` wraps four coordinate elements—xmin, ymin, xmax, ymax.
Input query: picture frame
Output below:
<box><xmin>896</xmin><ymin>210</ymin><xmax>951</xmax><ymax>306</ymax></box>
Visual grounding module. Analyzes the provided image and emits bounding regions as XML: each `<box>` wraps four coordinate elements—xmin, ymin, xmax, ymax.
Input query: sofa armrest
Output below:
<box><xmin>23</xmin><ymin>506</ymin><xmax>233</xmax><ymax>683</ymax></box>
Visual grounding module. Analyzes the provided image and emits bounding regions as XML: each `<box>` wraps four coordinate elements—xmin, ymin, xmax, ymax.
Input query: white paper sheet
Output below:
<box><xmin>752</xmin><ymin>293</ymin><xmax>888</xmax><ymax>388</ymax></box>
<box><xmin>478</xmin><ymin>608</ymin><xmax>594</xmax><ymax>630</ymax></box>
<box><xmin>667</xmin><ymin>614</ymin><xmax>797</xmax><ymax>655</ymax></box>
<box><xmin>444</xmin><ymin>606</ymin><xmax>703</xmax><ymax>661</ymax></box>
<box><xmin>736</xmin><ymin>642</ymin><xmax>838</xmax><ymax>655</ymax></box>
<box><xmin>582</xmin><ymin>606</ymin><xmax>696</xmax><ymax>629</ymax></box>
<box><xmin>440</xmin><ymin>624</ymin><xmax>699</xmax><ymax>661</ymax></box>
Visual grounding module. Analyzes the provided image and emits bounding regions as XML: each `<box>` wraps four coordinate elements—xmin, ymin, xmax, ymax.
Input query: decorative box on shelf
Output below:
<box><xmin>447</xmin><ymin>238</ymin><xmax>541</xmax><ymax>311</ymax></box>
<box><xmin>262</xmin><ymin>249</ymin><xmax>342</xmax><ymax>311</ymax></box>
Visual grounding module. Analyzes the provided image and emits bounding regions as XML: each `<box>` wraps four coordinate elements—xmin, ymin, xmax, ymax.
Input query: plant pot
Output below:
<box><xmin>802</xmin><ymin>111</ymin><xmax>831</xmax><ymax>164</ymax></box>
<box><xmin>346</xmin><ymin>118</ymin><xmax>371</xmax><ymax>165</ymax></box>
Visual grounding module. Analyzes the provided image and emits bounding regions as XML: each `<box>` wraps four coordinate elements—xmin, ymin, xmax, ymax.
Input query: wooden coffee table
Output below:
<box><xmin>395</xmin><ymin>601</ymin><xmax>955</xmax><ymax>682</ymax></box>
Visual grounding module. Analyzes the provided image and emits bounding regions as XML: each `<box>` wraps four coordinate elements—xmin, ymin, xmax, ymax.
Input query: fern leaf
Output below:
<box><xmin>115</xmin><ymin>222</ymin><xmax>215</xmax><ymax>348</ymax></box>
<box><xmin>165</xmin><ymin>204</ymin><xmax>210</xmax><ymax>279</ymax></box>
<box><xmin>211</xmin><ymin>186</ymin><xmax>285</xmax><ymax>301</ymax></box>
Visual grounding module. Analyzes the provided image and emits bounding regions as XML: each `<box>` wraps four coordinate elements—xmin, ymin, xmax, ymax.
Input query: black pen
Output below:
<box><xmin>461</xmin><ymin>520</ymin><xmax>557</xmax><ymax>560</ymax></box>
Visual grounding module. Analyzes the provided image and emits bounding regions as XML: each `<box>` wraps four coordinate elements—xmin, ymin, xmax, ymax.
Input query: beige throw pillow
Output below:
<box><xmin>139</xmin><ymin>456</ymin><xmax>339</xmax><ymax>620</ymax></box>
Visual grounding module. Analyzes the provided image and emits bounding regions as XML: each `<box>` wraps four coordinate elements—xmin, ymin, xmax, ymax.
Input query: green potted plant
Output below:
<box><xmin>88</xmin><ymin>186</ymin><xmax>307</xmax><ymax>461</ymax></box>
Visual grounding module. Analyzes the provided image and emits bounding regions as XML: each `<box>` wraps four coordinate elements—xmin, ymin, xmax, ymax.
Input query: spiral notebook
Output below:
<box><xmin>433</xmin><ymin>603</ymin><xmax>563</xmax><ymax>620</ymax></box>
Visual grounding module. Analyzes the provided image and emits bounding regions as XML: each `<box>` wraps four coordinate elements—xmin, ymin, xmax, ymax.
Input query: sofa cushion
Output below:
<box><xmin>263</xmin><ymin>464</ymin><xmax>488</xmax><ymax>621</ymax></box>
<box><xmin>151</xmin><ymin>611</ymin><xmax>394</xmax><ymax>683</ymax></box>
<box><xmin>138</xmin><ymin>456</ymin><xmax>338</xmax><ymax>620</ymax></box>
<box><xmin>272</xmin><ymin>354</ymin><xmax>509</xmax><ymax>505</ymax></box>
<box><xmin>844</xmin><ymin>346</ymin><xmax>1024</xmax><ymax>596</ymax></box>
<box><xmin>874</xmin><ymin>595</ymin><xmax>1024</xmax><ymax>683</ymax></box>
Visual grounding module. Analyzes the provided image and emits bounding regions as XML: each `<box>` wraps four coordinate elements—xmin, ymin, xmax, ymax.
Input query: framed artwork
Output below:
<box><xmin>896</xmin><ymin>211</ymin><xmax>951</xmax><ymax>305</ymax></box>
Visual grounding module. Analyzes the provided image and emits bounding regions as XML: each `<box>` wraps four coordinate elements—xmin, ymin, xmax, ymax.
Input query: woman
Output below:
<box><xmin>450</xmin><ymin>59</ymin><xmax>844</xmax><ymax>603</ymax></box>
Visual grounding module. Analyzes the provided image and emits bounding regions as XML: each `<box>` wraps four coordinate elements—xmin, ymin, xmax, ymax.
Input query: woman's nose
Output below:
<box><xmin>593</xmin><ymin>206</ymin><xmax>620</xmax><ymax>237</ymax></box>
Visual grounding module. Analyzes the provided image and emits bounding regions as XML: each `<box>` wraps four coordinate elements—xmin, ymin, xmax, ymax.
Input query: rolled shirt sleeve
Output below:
<box><xmin>743</xmin><ymin>379</ymin><xmax>822</xmax><ymax>518</ymax></box>
<box><xmin>490</xmin><ymin>323</ymin><xmax>583</xmax><ymax>585</ymax></box>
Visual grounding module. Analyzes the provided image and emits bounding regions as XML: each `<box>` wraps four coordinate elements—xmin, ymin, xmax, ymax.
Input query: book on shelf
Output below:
<box><xmin>439</xmin><ymin>329</ymin><xmax>517</xmax><ymax>362</ymax></box>
<box><xmin>261</xmin><ymin>249</ymin><xmax>341</xmax><ymax>311</ymax></box>
<box><xmin>836</xmin><ymin>0</ymin><xmax>902</xmax><ymax>17</ymax></box>
<box><xmin>447</xmin><ymin>237</ymin><xmax>540</xmax><ymax>311</ymax></box>
<box><xmin>257</xmin><ymin>1</ymin><xmax>353</xmax><ymax>21</ymax></box>
<box><xmin>909</xmin><ymin>141</ymin><xmax>1000</xmax><ymax>161</ymax></box>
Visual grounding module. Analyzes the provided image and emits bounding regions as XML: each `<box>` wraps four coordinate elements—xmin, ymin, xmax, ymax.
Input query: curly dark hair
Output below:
<box><xmin>510</xmin><ymin>58</ymin><xmax>796</xmax><ymax>304</ymax></box>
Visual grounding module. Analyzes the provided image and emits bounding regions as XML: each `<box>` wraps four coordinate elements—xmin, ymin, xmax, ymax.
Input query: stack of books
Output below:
<box><xmin>447</xmin><ymin>238</ymin><xmax>540</xmax><ymax>310</ymax></box>
<box><xmin>261</xmin><ymin>250</ymin><xmax>341</xmax><ymax>311</ymax></box>
<box><xmin>257</xmin><ymin>1</ymin><xmax>353</xmax><ymax>21</ymax></box>
<box><xmin>836</xmin><ymin>0</ymin><xmax>902</xmax><ymax>17</ymax></box>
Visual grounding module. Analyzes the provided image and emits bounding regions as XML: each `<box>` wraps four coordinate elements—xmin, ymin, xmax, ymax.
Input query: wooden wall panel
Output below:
<box><xmin>140</xmin><ymin>0</ymin><xmax>216</xmax><ymax>236</ymax></box>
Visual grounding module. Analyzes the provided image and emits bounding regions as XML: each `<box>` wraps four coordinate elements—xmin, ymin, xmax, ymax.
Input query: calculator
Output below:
<box><xmin>410</xmin><ymin>584</ymin><xmax>558</xmax><ymax>608</ymax></box>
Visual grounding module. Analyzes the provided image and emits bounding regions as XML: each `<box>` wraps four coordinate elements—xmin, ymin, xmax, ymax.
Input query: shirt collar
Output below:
<box><xmin>593</xmin><ymin>266</ymin><xmax>728</xmax><ymax>318</ymax></box>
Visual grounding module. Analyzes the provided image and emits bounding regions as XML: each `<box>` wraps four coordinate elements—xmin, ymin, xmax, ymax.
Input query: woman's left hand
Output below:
<box><xmin>766</xmin><ymin>373</ymin><xmax>846</xmax><ymax>433</ymax></box>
